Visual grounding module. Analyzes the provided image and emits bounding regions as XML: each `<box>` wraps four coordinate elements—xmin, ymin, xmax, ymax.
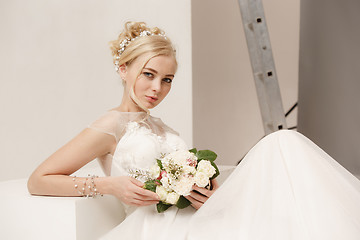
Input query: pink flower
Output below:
<box><xmin>187</xmin><ymin>158</ymin><xmax>197</xmax><ymax>167</ymax></box>
<box><xmin>161</xmin><ymin>170</ymin><xmax>168</xmax><ymax>178</ymax></box>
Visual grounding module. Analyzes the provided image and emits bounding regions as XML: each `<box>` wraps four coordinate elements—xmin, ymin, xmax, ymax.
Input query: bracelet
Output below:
<box><xmin>72</xmin><ymin>174</ymin><xmax>103</xmax><ymax>198</ymax></box>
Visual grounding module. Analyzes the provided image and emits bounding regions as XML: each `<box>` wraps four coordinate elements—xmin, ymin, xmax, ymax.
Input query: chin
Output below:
<box><xmin>147</xmin><ymin>104</ymin><xmax>157</xmax><ymax>109</ymax></box>
<box><xmin>142</xmin><ymin>102</ymin><xmax>157</xmax><ymax>109</ymax></box>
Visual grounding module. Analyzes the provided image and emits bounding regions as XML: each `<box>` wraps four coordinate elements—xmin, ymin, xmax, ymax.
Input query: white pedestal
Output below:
<box><xmin>0</xmin><ymin>179</ymin><xmax>126</xmax><ymax>240</ymax></box>
<box><xmin>0</xmin><ymin>165</ymin><xmax>235</xmax><ymax>240</ymax></box>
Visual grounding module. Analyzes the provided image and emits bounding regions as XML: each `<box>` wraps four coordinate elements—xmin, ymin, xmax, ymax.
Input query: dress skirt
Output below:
<box><xmin>101</xmin><ymin>130</ymin><xmax>360</xmax><ymax>240</ymax></box>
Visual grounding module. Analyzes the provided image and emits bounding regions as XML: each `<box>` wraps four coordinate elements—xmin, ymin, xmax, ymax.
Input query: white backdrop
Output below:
<box><xmin>0</xmin><ymin>0</ymin><xmax>192</xmax><ymax>181</ymax></box>
<box><xmin>0</xmin><ymin>0</ymin><xmax>301</xmax><ymax>182</ymax></box>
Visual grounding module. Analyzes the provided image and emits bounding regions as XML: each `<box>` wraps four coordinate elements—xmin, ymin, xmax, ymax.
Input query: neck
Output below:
<box><xmin>119</xmin><ymin>93</ymin><xmax>146</xmax><ymax>113</ymax></box>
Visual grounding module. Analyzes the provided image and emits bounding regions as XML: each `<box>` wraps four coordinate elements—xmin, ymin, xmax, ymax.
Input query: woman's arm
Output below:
<box><xmin>27</xmin><ymin>128</ymin><xmax>115</xmax><ymax>196</ymax></box>
<box><xmin>27</xmin><ymin>128</ymin><xmax>159</xmax><ymax>206</ymax></box>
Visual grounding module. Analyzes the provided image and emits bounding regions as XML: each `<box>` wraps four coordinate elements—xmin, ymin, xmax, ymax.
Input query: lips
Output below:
<box><xmin>146</xmin><ymin>96</ymin><xmax>158</xmax><ymax>103</ymax></box>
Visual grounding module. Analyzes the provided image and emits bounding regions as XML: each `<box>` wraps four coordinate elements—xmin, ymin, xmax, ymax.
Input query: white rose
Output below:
<box><xmin>172</xmin><ymin>176</ymin><xmax>194</xmax><ymax>196</ymax></box>
<box><xmin>183</xmin><ymin>165</ymin><xmax>196</xmax><ymax>175</ymax></box>
<box><xmin>156</xmin><ymin>185</ymin><xmax>169</xmax><ymax>201</ymax></box>
<box><xmin>195</xmin><ymin>172</ymin><xmax>209</xmax><ymax>188</ymax></box>
<box><xmin>161</xmin><ymin>158</ymin><xmax>170</xmax><ymax>171</ymax></box>
<box><xmin>188</xmin><ymin>152</ymin><xmax>198</xmax><ymax>162</ymax></box>
<box><xmin>165</xmin><ymin>192</ymin><xmax>180</xmax><ymax>205</ymax></box>
<box><xmin>160</xmin><ymin>176</ymin><xmax>171</xmax><ymax>191</ymax></box>
<box><xmin>149</xmin><ymin>164</ymin><xmax>160</xmax><ymax>179</ymax></box>
<box><xmin>164</xmin><ymin>150</ymin><xmax>197</xmax><ymax>166</ymax></box>
<box><xmin>197</xmin><ymin>160</ymin><xmax>216</xmax><ymax>178</ymax></box>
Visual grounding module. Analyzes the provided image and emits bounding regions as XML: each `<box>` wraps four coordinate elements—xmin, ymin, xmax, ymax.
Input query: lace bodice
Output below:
<box><xmin>87</xmin><ymin>110</ymin><xmax>188</xmax><ymax>177</ymax></box>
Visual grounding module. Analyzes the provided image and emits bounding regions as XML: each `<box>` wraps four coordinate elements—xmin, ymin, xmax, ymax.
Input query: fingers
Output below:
<box><xmin>128</xmin><ymin>198</ymin><xmax>159</xmax><ymax>206</ymax></box>
<box><xmin>126</xmin><ymin>177</ymin><xmax>159</xmax><ymax>203</ymax></box>
<box><xmin>192</xmin><ymin>185</ymin><xmax>212</xmax><ymax>197</ymax></box>
<box><xmin>185</xmin><ymin>179</ymin><xmax>220</xmax><ymax>210</ymax></box>
<box><xmin>192</xmin><ymin>178</ymin><xmax>219</xmax><ymax>197</ymax></box>
<box><xmin>121</xmin><ymin>190</ymin><xmax>159</xmax><ymax>206</ymax></box>
<box><xmin>134</xmin><ymin>186</ymin><xmax>160</xmax><ymax>200</ymax></box>
<box><xmin>114</xmin><ymin>176</ymin><xmax>160</xmax><ymax>206</ymax></box>
<box><xmin>184</xmin><ymin>195</ymin><xmax>203</xmax><ymax>210</ymax></box>
<box><xmin>121</xmin><ymin>192</ymin><xmax>159</xmax><ymax>206</ymax></box>
<box><xmin>184</xmin><ymin>190</ymin><xmax>209</xmax><ymax>210</ymax></box>
<box><xmin>128</xmin><ymin>177</ymin><xmax>159</xmax><ymax>199</ymax></box>
<box><xmin>134</xmin><ymin>192</ymin><xmax>159</xmax><ymax>201</ymax></box>
<box><xmin>189</xmin><ymin>190</ymin><xmax>209</xmax><ymax>203</ymax></box>
<box><xmin>211</xmin><ymin>178</ymin><xmax>219</xmax><ymax>190</ymax></box>
<box><xmin>129</xmin><ymin>177</ymin><xmax>144</xmax><ymax>187</ymax></box>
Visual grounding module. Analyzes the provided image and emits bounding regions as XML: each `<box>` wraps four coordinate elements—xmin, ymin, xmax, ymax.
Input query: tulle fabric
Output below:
<box><xmin>101</xmin><ymin>130</ymin><xmax>360</xmax><ymax>240</ymax></box>
<box><xmin>87</xmin><ymin>110</ymin><xmax>178</xmax><ymax>143</ymax></box>
<box><xmin>186</xmin><ymin>130</ymin><xmax>360</xmax><ymax>240</ymax></box>
<box><xmin>88</xmin><ymin>110</ymin><xmax>188</xmax><ymax>216</ymax></box>
<box><xmin>87</xmin><ymin>110</ymin><xmax>181</xmax><ymax>177</ymax></box>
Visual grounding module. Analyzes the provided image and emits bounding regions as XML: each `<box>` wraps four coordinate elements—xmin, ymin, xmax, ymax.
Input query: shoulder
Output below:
<box><xmin>149</xmin><ymin>116</ymin><xmax>189</xmax><ymax>150</ymax></box>
<box><xmin>149</xmin><ymin>116</ymin><xmax>180</xmax><ymax>136</ymax></box>
<box><xmin>89</xmin><ymin>110</ymin><xmax>126</xmax><ymax>129</ymax></box>
<box><xmin>87</xmin><ymin>110</ymin><xmax>130</xmax><ymax>142</ymax></box>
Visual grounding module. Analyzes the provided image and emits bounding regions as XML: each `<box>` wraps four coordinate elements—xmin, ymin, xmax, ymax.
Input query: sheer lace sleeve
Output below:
<box><xmin>87</xmin><ymin>111</ymin><xmax>127</xmax><ymax>142</ymax></box>
<box><xmin>149</xmin><ymin>117</ymin><xmax>180</xmax><ymax>136</ymax></box>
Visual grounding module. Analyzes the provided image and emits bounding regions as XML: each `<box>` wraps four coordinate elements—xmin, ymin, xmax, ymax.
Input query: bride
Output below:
<box><xmin>27</xmin><ymin>21</ymin><xmax>360</xmax><ymax>239</ymax></box>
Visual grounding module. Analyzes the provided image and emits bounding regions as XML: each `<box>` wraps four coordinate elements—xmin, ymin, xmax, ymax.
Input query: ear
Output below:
<box><xmin>118</xmin><ymin>64</ymin><xmax>127</xmax><ymax>81</ymax></box>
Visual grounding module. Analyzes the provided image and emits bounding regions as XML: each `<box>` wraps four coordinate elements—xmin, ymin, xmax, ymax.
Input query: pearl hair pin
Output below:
<box><xmin>114</xmin><ymin>30</ymin><xmax>167</xmax><ymax>72</ymax></box>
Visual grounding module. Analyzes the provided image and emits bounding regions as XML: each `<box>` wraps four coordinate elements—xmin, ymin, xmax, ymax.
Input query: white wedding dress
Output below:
<box><xmin>88</xmin><ymin>110</ymin><xmax>360</xmax><ymax>240</ymax></box>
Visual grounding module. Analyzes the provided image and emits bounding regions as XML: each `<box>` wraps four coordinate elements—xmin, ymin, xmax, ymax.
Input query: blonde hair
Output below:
<box><xmin>109</xmin><ymin>21</ymin><xmax>177</xmax><ymax>113</ymax></box>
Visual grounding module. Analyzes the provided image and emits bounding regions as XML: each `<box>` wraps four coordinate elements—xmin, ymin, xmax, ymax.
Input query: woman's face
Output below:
<box><xmin>121</xmin><ymin>54</ymin><xmax>176</xmax><ymax>111</ymax></box>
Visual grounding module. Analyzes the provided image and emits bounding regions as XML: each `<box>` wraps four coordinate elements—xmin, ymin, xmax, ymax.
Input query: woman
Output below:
<box><xmin>28</xmin><ymin>22</ymin><xmax>360</xmax><ymax>239</ymax></box>
<box><xmin>27</xmin><ymin>21</ymin><xmax>216</xmax><ymax>209</ymax></box>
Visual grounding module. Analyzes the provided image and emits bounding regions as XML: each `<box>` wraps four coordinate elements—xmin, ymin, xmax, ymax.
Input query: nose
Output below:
<box><xmin>151</xmin><ymin>78</ymin><xmax>161</xmax><ymax>93</ymax></box>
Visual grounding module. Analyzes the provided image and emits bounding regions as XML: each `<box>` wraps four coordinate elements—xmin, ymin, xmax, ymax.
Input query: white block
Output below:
<box><xmin>0</xmin><ymin>179</ymin><xmax>126</xmax><ymax>240</ymax></box>
<box><xmin>0</xmin><ymin>165</ymin><xmax>235</xmax><ymax>239</ymax></box>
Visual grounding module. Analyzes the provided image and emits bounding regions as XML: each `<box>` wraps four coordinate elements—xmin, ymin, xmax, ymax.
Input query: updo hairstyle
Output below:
<box><xmin>109</xmin><ymin>21</ymin><xmax>177</xmax><ymax>113</ymax></box>
<box><xmin>109</xmin><ymin>21</ymin><xmax>177</xmax><ymax>71</ymax></box>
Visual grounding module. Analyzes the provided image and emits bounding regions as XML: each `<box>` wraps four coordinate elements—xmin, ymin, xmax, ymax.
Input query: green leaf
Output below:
<box><xmin>143</xmin><ymin>180</ymin><xmax>158</xmax><ymax>192</ymax></box>
<box><xmin>176</xmin><ymin>196</ymin><xmax>192</xmax><ymax>209</ymax></box>
<box><xmin>156</xmin><ymin>159</ymin><xmax>163</xmax><ymax>170</ymax></box>
<box><xmin>209</xmin><ymin>160</ymin><xmax>220</xmax><ymax>180</ymax></box>
<box><xmin>196</xmin><ymin>150</ymin><xmax>217</xmax><ymax>161</ymax></box>
<box><xmin>189</xmin><ymin>148</ymin><xmax>197</xmax><ymax>154</ymax></box>
<box><xmin>157</xmin><ymin>202</ymin><xmax>172</xmax><ymax>213</ymax></box>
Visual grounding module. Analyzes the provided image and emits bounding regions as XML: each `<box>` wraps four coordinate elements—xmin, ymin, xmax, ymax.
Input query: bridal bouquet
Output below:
<box><xmin>143</xmin><ymin>148</ymin><xmax>219</xmax><ymax>213</ymax></box>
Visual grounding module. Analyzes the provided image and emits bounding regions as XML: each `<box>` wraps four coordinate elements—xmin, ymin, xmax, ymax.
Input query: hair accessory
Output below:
<box><xmin>114</xmin><ymin>30</ymin><xmax>167</xmax><ymax>72</ymax></box>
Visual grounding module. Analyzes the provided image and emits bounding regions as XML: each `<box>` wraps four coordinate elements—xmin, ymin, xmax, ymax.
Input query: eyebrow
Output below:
<box><xmin>143</xmin><ymin>68</ymin><xmax>175</xmax><ymax>77</ymax></box>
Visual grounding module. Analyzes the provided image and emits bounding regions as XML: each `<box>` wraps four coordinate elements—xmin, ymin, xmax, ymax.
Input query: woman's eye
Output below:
<box><xmin>163</xmin><ymin>78</ymin><xmax>173</xmax><ymax>84</ymax></box>
<box><xmin>143</xmin><ymin>72</ymin><xmax>154</xmax><ymax>78</ymax></box>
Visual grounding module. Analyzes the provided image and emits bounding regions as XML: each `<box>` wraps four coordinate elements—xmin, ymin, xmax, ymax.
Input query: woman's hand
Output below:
<box><xmin>184</xmin><ymin>178</ymin><xmax>219</xmax><ymax>209</ymax></box>
<box><xmin>110</xmin><ymin>176</ymin><xmax>160</xmax><ymax>206</ymax></box>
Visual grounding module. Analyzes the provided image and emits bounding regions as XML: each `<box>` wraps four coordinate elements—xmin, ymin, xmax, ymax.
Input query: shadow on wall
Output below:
<box><xmin>298</xmin><ymin>0</ymin><xmax>360</xmax><ymax>176</ymax></box>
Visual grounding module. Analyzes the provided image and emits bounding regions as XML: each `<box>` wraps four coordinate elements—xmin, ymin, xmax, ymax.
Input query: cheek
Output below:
<box><xmin>162</xmin><ymin>85</ymin><xmax>171</xmax><ymax>96</ymax></box>
<box><xmin>133</xmin><ymin>78</ymin><xmax>149</xmax><ymax>93</ymax></box>
<box><xmin>125</xmin><ymin>80</ymin><xmax>132</xmax><ymax>91</ymax></box>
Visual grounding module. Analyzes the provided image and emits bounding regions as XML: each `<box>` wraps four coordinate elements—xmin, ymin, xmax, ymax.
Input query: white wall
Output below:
<box><xmin>192</xmin><ymin>0</ymin><xmax>300</xmax><ymax>165</ymax></box>
<box><xmin>0</xmin><ymin>0</ymin><xmax>301</xmax><ymax>181</ymax></box>
<box><xmin>0</xmin><ymin>0</ymin><xmax>192</xmax><ymax>181</ymax></box>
